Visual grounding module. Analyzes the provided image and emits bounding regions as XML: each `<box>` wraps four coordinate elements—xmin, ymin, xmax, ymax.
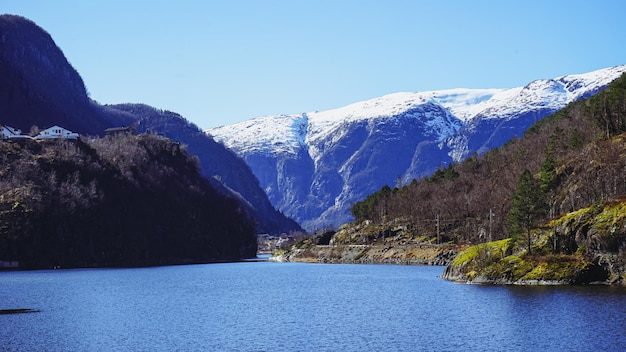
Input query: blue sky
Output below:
<box><xmin>2</xmin><ymin>0</ymin><xmax>625</xmax><ymax>129</ymax></box>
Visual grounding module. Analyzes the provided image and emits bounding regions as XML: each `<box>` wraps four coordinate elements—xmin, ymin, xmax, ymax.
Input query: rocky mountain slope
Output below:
<box><xmin>209</xmin><ymin>65</ymin><xmax>626</xmax><ymax>230</ymax></box>
<box><xmin>0</xmin><ymin>14</ymin><xmax>300</xmax><ymax>235</ymax></box>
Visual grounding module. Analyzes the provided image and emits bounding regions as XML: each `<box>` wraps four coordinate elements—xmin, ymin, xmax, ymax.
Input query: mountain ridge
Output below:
<box><xmin>209</xmin><ymin>65</ymin><xmax>626</xmax><ymax>230</ymax></box>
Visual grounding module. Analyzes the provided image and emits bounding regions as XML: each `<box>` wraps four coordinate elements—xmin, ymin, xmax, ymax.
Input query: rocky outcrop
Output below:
<box><xmin>441</xmin><ymin>200</ymin><xmax>626</xmax><ymax>285</ymax></box>
<box><xmin>270</xmin><ymin>218</ymin><xmax>465</xmax><ymax>265</ymax></box>
<box><xmin>271</xmin><ymin>215</ymin><xmax>473</xmax><ymax>265</ymax></box>
<box><xmin>270</xmin><ymin>244</ymin><xmax>462</xmax><ymax>266</ymax></box>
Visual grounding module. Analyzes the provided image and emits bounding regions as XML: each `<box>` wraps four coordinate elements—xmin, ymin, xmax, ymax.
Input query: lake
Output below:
<box><xmin>1</xmin><ymin>260</ymin><xmax>625</xmax><ymax>351</ymax></box>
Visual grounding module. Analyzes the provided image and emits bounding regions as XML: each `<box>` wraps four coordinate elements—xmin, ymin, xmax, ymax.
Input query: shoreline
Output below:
<box><xmin>269</xmin><ymin>243</ymin><xmax>464</xmax><ymax>266</ymax></box>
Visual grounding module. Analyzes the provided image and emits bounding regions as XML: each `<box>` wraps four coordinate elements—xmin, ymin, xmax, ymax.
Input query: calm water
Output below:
<box><xmin>1</xmin><ymin>261</ymin><xmax>625</xmax><ymax>352</ymax></box>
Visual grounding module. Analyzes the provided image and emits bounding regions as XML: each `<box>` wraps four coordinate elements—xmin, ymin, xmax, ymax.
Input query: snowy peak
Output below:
<box><xmin>462</xmin><ymin>65</ymin><xmax>626</xmax><ymax>121</ymax></box>
<box><xmin>209</xmin><ymin>91</ymin><xmax>466</xmax><ymax>157</ymax></box>
<box><xmin>424</xmin><ymin>88</ymin><xmax>504</xmax><ymax>122</ymax></box>
<box><xmin>207</xmin><ymin>64</ymin><xmax>626</xmax><ymax>231</ymax></box>
<box><xmin>306</xmin><ymin>93</ymin><xmax>463</xmax><ymax>145</ymax></box>
<box><xmin>211</xmin><ymin>64</ymin><xmax>626</xmax><ymax>158</ymax></box>
<box><xmin>556</xmin><ymin>65</ymin><xmax>626</xmax><ymax>98</ymax></box>
<box><xmin>208</xmin><ymin>113</ymin><xmax>307</xmax><ymax>156</ymax></box>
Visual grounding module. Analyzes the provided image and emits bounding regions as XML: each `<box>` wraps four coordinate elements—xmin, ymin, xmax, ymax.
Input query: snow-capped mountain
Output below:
<box><xmin>208</xmin><ymin>65</ymin><xmax>626</xmax><ymax>231</ymax></box>
<box><xmin>442</xmin><ymin>66</ymin><xmax>626</xmax><ymax>161</ymax></box>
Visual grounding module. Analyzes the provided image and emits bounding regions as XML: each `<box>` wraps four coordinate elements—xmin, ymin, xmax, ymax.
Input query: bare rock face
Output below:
<box><xmin>210</xmin><ymin>67</ymin><xmax>626</xmax><ymax>231</ymax></box>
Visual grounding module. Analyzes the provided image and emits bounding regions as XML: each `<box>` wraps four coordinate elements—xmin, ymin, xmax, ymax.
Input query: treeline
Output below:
<box><xmin>351</xmin><ymin>73</ymin><xmax>626</xmax><ymax>245</ymax></box>
<box><xmin>0</xmin><ymin>133</ymin><xmax>257</xmax><ymax>269</ymax></box>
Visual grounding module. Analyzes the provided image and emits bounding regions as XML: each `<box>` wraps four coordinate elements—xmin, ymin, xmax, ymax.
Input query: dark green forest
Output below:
<box><xmin>0</xmin><ymin>133</ymin><xmax>257</xmax><ymax>269</ymax></box>
<box><xmin>351</xmin><ymin>73</ymin><xmax>626</xmax><ymax>248</ymax></box>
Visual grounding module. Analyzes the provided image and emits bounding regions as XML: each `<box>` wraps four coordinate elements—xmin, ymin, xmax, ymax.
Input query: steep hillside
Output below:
<box><xmin>0</xmin><ymin>14</ymin><xmax>299</xmax><ymax>235</ymax></box>
<box><xmin>105</xmin><ymin>104</ymin><xmax>302</xmax><ymax>235</ymax></box>
<box><xmin>351</xmin><ymin>72</ymin><xmax>626</xmax><ymax>284</ymax></box>
<box><xmin>0</xmin><ymin>15</ymin><xmax>124</xmax><ymax>134</ymax></box>
<box><xmin>0</xmin><ymin>135</ymin><xmax>257</xmax><ymax>269</ymax></box>
<box><xmin>351</xmin><ymin>72</ymin><xmax>626</xmax><ymax>242</ymax></box>
<box><xmin>209</xmin><ymin>66</ymin><xmax>626</xmax><ymax>230</ymax></box>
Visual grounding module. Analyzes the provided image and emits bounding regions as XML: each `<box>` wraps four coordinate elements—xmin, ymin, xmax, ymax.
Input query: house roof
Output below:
<box><xmin>104</xmin><ymin>126</ymin><xmax>132</xmax><ymax>133</ymax></box>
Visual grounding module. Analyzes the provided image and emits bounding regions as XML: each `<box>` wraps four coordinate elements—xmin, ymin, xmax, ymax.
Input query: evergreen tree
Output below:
<box><xmin>351</xmin><ymin>185</ymin><xmax>392</xmax><ymax>222</ymax></box>
<box><xmin>539</xmin><ymin>155</ymin><xmax>558</xmax><ymax>194</ymax></box>
<box><xmin>539</xmin><ymin>154</ymin><xmax>560</xmax><ymax>252</ymax></box>
<box><xmin>508</xmin><ymin>169</ymin><xmax>547</xmax><ymax>254</ymax></box>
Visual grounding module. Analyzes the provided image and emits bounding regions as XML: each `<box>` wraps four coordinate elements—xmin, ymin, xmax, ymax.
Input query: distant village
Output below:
<box><xmin>0</xmin><ymin>125</ymin><xmax>80</xmax><ymax>269</ymax></box>
<box><xmin>0</xmin><ymin>124</ymin><xmax>136</xmax><ymax>269</ymax></box>
<box><xmin>1</xmin><ymin>125</ymin><xmax>135</xmax><ymax>142</ymax></box>
<box><xmin>1</xmin><ymin>125</ymin><xmax>79</xmax><ymax>140</ymax></box>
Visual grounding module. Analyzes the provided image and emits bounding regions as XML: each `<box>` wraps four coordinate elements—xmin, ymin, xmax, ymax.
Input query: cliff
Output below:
<box><xmin>442</xmin><ymin>199</ymin><xmax>626</xmax><ymax>285</ymax></box>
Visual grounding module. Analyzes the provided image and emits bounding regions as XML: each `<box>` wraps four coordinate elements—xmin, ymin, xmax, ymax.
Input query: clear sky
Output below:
<box><xmin>2</xmin><ymin>0</ymin><xmax>625</xmax><ymax>129</ymax></box>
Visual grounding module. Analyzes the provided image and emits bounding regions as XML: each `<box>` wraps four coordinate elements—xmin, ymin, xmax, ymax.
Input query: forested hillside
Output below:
<box><xmin>351</xmin><ymin>72</ymin><xmax>626</xmax><ymax>246</ymax></box>
<box><xmin>0</xmin><ymin>134</ymin><xmax>257</xmax><ymax>269</ymax></box>
<box><xmin>106</xmin><ymin>103</ymin><xmax>302</xmax><ymax>235</ymax></box>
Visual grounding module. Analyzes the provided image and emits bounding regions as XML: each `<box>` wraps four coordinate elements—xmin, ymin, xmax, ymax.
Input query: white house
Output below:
<box><xmin>35</xmin><ymin>125</ymin><xmax>79</xmax><ymax>140</ymax></box>
<box><xmin>0</xmin><ymin>125</ymin><xmax>23</xmax><ymax>139</ymax></box>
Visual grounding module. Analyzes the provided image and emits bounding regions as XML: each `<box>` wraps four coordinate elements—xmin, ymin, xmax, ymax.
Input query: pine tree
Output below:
<box><xmin>508</xmin><ymin>169</ymin><xmax>547</xmax><ymax>254</ymax></box>
<box><xmin>539</xmin><ymin>154</ymin><xmax>560</xmax><ymax>252</ymax></box>
<box><xmin>539</xmin><ymin>155</ymin><xmax>558</xmax><ymax>193</ymax></box>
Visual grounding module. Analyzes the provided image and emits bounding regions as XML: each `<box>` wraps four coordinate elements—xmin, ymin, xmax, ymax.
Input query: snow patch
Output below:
<box><xmin>208</xmin><ymin>114</ymin><xmax>305</xmax><ymax>156</ymax></box>
<box><xmin>208</xmin><ymin>64</ymin><xmax>626</xmax><ymax>160</ymax></box>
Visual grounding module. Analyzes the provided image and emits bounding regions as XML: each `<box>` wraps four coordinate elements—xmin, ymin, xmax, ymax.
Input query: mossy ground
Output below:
<box><xmin>451</xmin><ymin>245</ymin><xmax>595</xmax><ymax>284</ymax></box>
<box><xmin>447</xmin><ymin>199</ymin><xmax>626</xmax><ymax>284</ymax></box>
<box><xmin>276</xmin><ymin>198</ymin><xmax>626</xmax><ymax>283</ymax></box>
<box><xmin>451</xmin><ymin>238</ymin><xmax>512</xmax><ymax>268</ymax></box>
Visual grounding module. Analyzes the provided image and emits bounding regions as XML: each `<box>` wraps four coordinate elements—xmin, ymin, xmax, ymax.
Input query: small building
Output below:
<box><xmin>35</xmin><ymin>125</ymin><xmax>79</xmax><ymax>140</ymax></box>
<box><xmin>104</xmin><ymin>126</ymin><xmax>134</xmax><ymax>136</ymax></box>
<box><xmin>0</xmin><ymin>125</ymin><xmax>22</xmax><ymax>139</ymax></box>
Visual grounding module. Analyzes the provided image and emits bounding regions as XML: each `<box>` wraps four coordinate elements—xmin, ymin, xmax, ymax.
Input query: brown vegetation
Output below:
<box><xmin>351</xmin><ymin>73</ymin><xmax>626</xmax><ymax>247</ymax></box>
<box><xmin>0</xmin><ymin>134</ymin><xmax>257</xmax><ymax>269</ymax></box>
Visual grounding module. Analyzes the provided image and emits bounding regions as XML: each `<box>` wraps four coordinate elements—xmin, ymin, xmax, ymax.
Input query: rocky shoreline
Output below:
<box><xmin>439</xmin><ymin>238</ymin><xmax>626</xmax><ymax>286</ymax></box>
<box><xmin>269</xmin><ymin>244</ymin><xmax>463</xmax><ymax>266</ymax></box>
<box><xmin>270</xmin><ymin>239</ymin><xmax>626</xmax><ymax>286</ymax></box>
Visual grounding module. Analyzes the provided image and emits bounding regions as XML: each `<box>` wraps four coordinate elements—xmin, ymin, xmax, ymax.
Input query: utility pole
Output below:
<box><xmin>489</xmin><ymin>208</ymin><xmax>493</xmax><ymax>242</ymax></box>
<box><xmin>381</xmin><ymin>200</ymin><xmax>386</xmax><ymax>244</ymax></box>
<box><xmin>436</xmin><ymin>214</ymin><xmax>440</xmax><ymax>245</ymax></box>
